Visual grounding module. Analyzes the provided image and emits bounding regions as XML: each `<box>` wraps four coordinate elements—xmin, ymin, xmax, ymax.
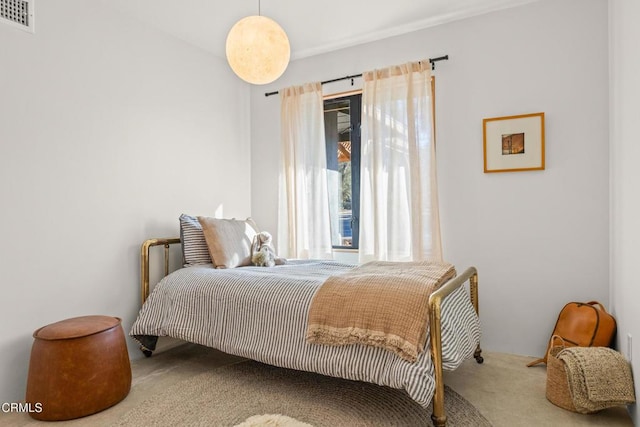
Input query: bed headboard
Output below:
<box><xmin>140</xmin><ymin>238</ymin><xmax>181</xmax><ymax>306</ymax></box>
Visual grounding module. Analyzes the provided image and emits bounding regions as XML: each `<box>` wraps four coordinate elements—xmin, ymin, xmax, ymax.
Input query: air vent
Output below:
<box><xmin>1</xmin><ymin>0</ymin><xmax>34</xmax><ymax>33</ymax></box>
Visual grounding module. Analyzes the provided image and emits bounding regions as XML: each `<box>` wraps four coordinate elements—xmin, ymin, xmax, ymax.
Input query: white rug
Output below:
<box><xmin>234</xmin><ymin>414</ymin><xmax>314</xmax><ymax>427</ymax></box>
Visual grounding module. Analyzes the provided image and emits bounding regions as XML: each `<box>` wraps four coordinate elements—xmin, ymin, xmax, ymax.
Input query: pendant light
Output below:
<box><xmin>225</xmin><ymin>1</ymin><xmax>290</xmax><ymax>85</ymax></box>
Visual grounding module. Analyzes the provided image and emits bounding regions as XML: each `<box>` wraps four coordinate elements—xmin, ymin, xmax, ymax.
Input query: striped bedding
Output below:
<box><xmin>130</xmin><ymin>260</ymin><xmax>480</xmax><ymax>408</ymax></box>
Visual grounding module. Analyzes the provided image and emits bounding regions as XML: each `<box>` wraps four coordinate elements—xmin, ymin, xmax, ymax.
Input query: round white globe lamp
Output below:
<box><xmin>225</xmin><ymin>15</ymin><xmax>290</xmax><ymax>85</ymax></box>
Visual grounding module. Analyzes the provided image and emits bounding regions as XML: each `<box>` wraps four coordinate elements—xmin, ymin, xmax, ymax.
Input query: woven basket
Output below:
<box><xmin>545</xmin><ymin>335</ymin><xmax>577</xmax><ymax>412</ymax></box>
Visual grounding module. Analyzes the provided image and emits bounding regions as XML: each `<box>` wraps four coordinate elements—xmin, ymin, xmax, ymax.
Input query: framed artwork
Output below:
<box><xmin>483</xmin><ymin>112</ymin><xmax>545</xmax><ymax>173</ymax></box>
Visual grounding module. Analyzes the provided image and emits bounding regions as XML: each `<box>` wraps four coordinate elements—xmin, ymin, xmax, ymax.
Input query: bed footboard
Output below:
<box><xmin>429</xmin><ymin>267</ymin><xmax>482</xmax><ymax>427</ymax></box>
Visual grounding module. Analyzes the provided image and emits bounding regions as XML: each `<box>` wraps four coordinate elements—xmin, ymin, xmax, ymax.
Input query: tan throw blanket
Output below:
<box><xmin>558</xmin><ymin>347</ymin><xmax>636</xmax><ymax>414</ymax></box>
<box><xmin>306</xmin><ymin>260</ymin><xmax>456</xmax><ymax>362</ymax></box>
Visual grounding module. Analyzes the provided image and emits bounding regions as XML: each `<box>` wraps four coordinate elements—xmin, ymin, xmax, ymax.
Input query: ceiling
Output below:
<box><xmin>105</xmin><ymin>0</ymin><xmax>538</xmax><ymax>60</ymax></box>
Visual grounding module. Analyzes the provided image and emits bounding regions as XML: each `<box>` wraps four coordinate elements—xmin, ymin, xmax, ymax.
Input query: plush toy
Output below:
<box><xmin>251</xmin><ymin>231</ymin><xmax>278</xmax><ymax>267</ymax></box>
<box><xmin>252</xmin><ymin>245</ymin><xmax>276</xmax><ymax>267</ymax></box>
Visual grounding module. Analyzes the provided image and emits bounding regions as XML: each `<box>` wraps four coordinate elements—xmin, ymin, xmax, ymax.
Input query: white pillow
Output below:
<box><xmin>197</xmin><ymin>217</ymin><xmax>259</xmax><ymax>269</ymax></box>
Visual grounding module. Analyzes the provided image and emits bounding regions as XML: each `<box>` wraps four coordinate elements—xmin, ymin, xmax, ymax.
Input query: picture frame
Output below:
<box><xmin>483</xmin><ymin>112</ymin><xmax>545</xmax><ymax>173</ymax></box>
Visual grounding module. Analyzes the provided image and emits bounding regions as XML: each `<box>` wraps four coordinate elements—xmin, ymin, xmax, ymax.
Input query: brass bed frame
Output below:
<box><xmin>140</xmin><ymin>238</ymin><xmax>483</xmax><ymax>427</ymax></box>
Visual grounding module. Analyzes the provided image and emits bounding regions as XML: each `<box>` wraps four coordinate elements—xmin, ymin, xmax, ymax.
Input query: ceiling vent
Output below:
<box><xmin>1</xmin><ymin>0</ymin><xmax>34</xmax><ymax>33</ymax></box>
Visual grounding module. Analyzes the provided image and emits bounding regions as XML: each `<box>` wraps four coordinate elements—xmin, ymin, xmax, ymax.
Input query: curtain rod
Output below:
<box><xmin>264</xmin><ymin>55</ymin><xmax>448</xmax><ymax>97</ymax></box>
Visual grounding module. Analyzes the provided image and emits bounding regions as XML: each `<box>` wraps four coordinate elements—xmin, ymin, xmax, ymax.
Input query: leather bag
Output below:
<box><xmin>527</xmin><ymin>301</ymin><xmax>616</xmax><ymax>367</ymax></box>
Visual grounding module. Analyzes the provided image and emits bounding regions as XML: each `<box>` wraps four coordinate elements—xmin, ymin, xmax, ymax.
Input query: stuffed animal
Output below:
<box><xmin>251</xmin><ymin>231</ymin><xmax>278</xmax><ymax>267</ymax></box>
<box><xmin>252</xmin><ymin>245</ymin><xmax>276</xmax><ymax>267</ymax></box>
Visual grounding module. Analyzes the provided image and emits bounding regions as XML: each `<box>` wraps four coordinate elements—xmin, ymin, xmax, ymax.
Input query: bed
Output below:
<box><xmin>132</xmin><ymin>237</ymin><xmax>483</xmax><ymax>427</ymax></box>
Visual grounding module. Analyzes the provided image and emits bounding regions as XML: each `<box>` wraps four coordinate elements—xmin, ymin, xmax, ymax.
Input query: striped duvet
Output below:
<box><xmin>130</xmin><ymin>260</ymin><xmax>480</xmax><ymax>408</ymax></box>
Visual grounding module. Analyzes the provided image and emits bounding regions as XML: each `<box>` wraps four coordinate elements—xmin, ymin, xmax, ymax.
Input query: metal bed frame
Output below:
<box><xmin>139</xmin><ymin>237</ymin><xmax>483</xmax><ymax>427</ymax></box>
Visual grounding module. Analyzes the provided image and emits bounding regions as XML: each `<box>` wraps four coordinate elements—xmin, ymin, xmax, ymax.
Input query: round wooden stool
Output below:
<box><xmin>25</xmin><ymin>315</ymin><xmax>131</xmax><ymax>421</ymax></box>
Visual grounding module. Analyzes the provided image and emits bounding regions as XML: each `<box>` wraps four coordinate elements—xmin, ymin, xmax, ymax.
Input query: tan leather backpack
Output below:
<box><xmin>527</xmin><ymin>301</ymin><xmax>617</xmax><ymax>367</ymax></box>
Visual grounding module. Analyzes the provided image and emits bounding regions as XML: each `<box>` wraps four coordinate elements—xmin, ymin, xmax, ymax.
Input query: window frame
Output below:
<box><xmin>324</xmin><ymin>90</ymin><xmax>362</xmax><ymax>250</ymax></box>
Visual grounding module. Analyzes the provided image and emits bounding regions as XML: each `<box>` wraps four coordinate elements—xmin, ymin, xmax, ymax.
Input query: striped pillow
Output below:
<box><xmin>179</xmin><ymin>214</ymin><xmax>212</xmax><ymax>267</ymax></box>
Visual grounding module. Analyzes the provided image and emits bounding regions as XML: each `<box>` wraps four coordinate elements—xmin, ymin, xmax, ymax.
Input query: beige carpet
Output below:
<box><xmin>114</xmin><ymin>360</ymin><xmax>491</xmax><ymax>427</ymax></box>
<box><xmin>2</xmin><ymin>344</ymin><xmax>633</xmax><ymax>427</ymax></box>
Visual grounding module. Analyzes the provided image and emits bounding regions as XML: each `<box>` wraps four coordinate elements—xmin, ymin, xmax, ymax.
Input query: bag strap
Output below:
<box><xmin>526</xmin><ymin>335</ymin><xmax>566</xmax><ymax>367</ymax></box>
<box><xmin>526</xmin><ymin>358</ymin><xmax>544</xmax><ymax>367</ymax></box>
<box><xmin>586</xmin><ymin>301</ymin><xmax>607</xmax><ymax>312</ymax></box>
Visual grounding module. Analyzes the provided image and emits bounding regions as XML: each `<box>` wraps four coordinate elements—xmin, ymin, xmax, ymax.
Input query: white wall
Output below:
<box><xmin>0</xmin><ymin>1</ymin><xmax>251</xmax><ymax>403</ymax></box>
<box><xmin>251</xmin><ymin>0</ymin><xmax>610</xmax><ymax>358</ymax></box>
<box><xmin>610</xmin><ymin>0</ymin><xmax>640</xmax><ymax>422</ymax></box>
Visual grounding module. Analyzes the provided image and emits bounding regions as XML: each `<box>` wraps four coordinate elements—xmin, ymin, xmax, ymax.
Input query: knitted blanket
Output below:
<box><xmin>306</xmin><ymin>260</ymin><xmax>456</xmax><ymax>362</ymax></box>
<box><xmin>558</xmin><ymin>347</ymin><xmax>636</xmax><ymax>413</ymax></box>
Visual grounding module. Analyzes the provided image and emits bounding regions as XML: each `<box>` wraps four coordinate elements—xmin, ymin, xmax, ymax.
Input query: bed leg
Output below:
<box><xmin>431</xmin><ymin>370</ymin><xmax>447</xmax><ymax>427</ymax></box>
<box><xmin>470</xmin><ymin>272</ymin><xmax>483</xmax><ymax>364</ymax></box>
<box><xmin>140</xmin><ymin>347</ymin><xmax>153</xmax><ymax>358</ymax></box>
<box><xmin>431</xmin><ymin>413</ymin><xmax>447</xmax><ymax>427</ymax></box>
<box><xmin>474</xmin><ymin>345</ymin><xmax>484</xmax><ymax>364</ymax></box>
<box><xmin>430</xmin><ymin>289</ymin><xmax>447</xmax><ymax>426</ymax></box>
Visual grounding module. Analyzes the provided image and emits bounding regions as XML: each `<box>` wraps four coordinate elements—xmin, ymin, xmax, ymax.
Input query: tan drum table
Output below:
<box><xmin>25</xmin><ymin>315</ymin><xmax>131</xmax><ymax>421</ymax></box>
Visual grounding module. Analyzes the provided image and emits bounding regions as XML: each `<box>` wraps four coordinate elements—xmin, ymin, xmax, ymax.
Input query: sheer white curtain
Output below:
<box><xmin>278</xmin><ymin>82</ymin><xmax>333</xmax><ymax>259</ymax></box>
<box><xmin>359</xmin><ymin>61</ymin><xmax>442</xmax><ymax>263</ymax></box>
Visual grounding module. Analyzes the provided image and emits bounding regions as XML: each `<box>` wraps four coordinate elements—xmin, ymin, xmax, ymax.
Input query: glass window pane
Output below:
<box><xmin>325</xmin><ymin>98</ymin><xmax>353</xmax><ymax>247</ymax></box>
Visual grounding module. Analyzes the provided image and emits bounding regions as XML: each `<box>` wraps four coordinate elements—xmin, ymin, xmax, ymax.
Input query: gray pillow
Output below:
<box><xmin>179</xmin><ymin>214</ymin><xmax>212</xmax><ymax>267</ymax></box>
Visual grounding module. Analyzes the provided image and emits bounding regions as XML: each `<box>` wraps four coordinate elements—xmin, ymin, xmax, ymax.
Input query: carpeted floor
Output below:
<box><xmin>1</xmin><ymin>343</ymin><xmax>634</xmax><ymax>427</ymax></box>
<box><xmin>114</xmin><ymin>359</ymin><xmax>490</xmax><ymax>426</ymax></box>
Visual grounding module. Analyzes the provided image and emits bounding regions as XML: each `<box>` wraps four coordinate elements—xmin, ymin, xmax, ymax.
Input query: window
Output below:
<box><xmin>324</xmin><ymin>93</ymin><xmax>361</xmax><ymax>249</ymax></box>
<box><xmin>322</xmin><ymin>77</ymin><xmax>435</xmax><ymax>251</ymax></box>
